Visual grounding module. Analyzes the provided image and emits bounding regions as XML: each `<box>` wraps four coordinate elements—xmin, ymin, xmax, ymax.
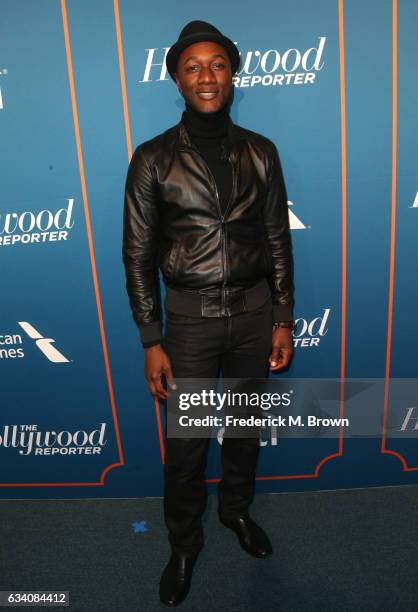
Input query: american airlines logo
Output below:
<box><xmin>139</xmin><ymin>37</ymin><xmax>326</xmax><ymax>88</ymax></box>
<box><xmin>0</xmin><ymin>331</ymin><xmax>24</xmax><ymax>360</ymax></box>
<box><xmin>17</xmin><ymin>322</ymin><xmax>69</xmax><ymax>363</ymax></box>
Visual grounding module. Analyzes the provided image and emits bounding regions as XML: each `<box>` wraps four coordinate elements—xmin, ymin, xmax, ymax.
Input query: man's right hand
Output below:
<box><xmin>144</xmin><ymin>345</ymin><xmax>176</xmax><ymax>400</ymax></box>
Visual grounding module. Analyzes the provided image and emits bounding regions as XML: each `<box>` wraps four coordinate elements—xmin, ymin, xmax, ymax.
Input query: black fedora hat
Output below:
<box><xmin>166</xmin><ymin>20</ymin><xmax>240</xmax><ymax>80</ymax></box>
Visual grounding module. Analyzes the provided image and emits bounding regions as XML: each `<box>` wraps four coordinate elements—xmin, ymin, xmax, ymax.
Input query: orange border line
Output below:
<box><xmin>60</xmin><ymin>0</ymin><xmax>124</xmax><ymax>474</ymax></box>
<box><xmin>114</xmin><ymin>0</ymin><xmax>133</xmax><ymax>160</ymax></box>
<box><xmin>381</xmin><ymin>0</ymin><xmax>397</xmax><ymax>457</ymax></box>
<box><xmin>0</xmin><ymin>462</ymin><xmax>123</xmax><ymax>488</ymax></box>
<box><xmin>155</xmin><ymin>397</ymin><xmax>166</xmax><ymax>464</ymax></box>
<box><xmin>113</xmin><ymin>0</ymin><xmax>166</xmax><ymax>462</ymax></box>
<box><xmin>114</xmin><ymin>0</ymin><xmax>165</xmax><ymax>464</ymax></box>
<box><xmin>114</xmin><ymin>0</ymin><xmax>347</xmax><ymax>480</ymax></box>
<box><xmin>380</xmin><ymin>0</ymin><xmax>417</xmax><ymax>471</ymax></box>
<box><xmin>337</xmin><ymin>0</ymin><xmax>347</xmax><ymax>456</ymax></box>
<box><xmin>255</xmin><ymin>0</ymin><xmax>347</xmax><ymax>480</ymax></box>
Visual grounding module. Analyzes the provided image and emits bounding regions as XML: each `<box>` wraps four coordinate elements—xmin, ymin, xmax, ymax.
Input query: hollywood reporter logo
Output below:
<box><xmin>293</xmin><ymin>308</ymin><xmax>331</xmax><ymax>348</ymax></box>
<box><xmin>233</xmin><ymin>37</ymin><xmax>326</xmax><ymax>88</ymax></box>
<box><xmin>0</xmin><ymin>422</ymin><xmax>107</xmax><ymax>456</ymax></box>
<box><xmin>139</xmin><ymin>37</ymin><xmax>326</xmax><ymax>88</ymax></box>
<box><xmin>0</xmin><ymin>198</ymin><xmax>74</xmax><ymax>247</ymax></box>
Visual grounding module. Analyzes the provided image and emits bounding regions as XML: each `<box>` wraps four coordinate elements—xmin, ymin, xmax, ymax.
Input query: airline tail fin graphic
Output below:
<box><xmin>17</xmin><ymin>321</ymin><xmax>43</xmax><ymax>340</ymax></box>
<box><xmin>18</xmin><ymin>321</ymin><xmax>69</xmax><ymax>363</ymax></box>
<box><xmin>288</xmin><ymin>200</ymin><xmax>306</xmax><ymax>229</ymax></box>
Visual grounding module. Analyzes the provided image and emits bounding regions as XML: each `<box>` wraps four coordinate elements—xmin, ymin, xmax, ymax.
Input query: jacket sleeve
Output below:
<box><xmin>122</xmin><ymin>146</ymin><xmax>162</xmax><ymax>344</ymax></box>
<box><xmin>263</xmin><ymin>143</ymin><xmax>295</xmax><ymax>322</ymax></box>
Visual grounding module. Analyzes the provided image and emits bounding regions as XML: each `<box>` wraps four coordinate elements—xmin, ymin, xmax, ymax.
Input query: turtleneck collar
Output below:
<box><xmin>181</xmin><ymin>102</ymin><xmax>230</xmax><ymax>140</ymax></box>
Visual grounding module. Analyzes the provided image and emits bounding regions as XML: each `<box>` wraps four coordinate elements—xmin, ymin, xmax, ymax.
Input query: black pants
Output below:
<box><xmin>161</xmin><ymin>298</ymin><xmax>273</xmax><ymax>556</ymax></box>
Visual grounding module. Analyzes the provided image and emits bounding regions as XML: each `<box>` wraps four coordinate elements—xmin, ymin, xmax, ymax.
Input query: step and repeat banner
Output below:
<box><xmin>0</xmin><ymin>0</ymin><xmax>417</xmax><ymax>498</ymax></box>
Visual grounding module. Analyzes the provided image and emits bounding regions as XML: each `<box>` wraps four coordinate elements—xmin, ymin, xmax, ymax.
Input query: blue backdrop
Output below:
<box><xmin>0</xmin><ymin>0</ymin><xmax>417</xmax><ymax>498</ymax></box>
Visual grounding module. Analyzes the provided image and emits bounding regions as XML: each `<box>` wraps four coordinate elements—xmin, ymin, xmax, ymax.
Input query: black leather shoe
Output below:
<box><xmin>219</xmin><ymin>514</ymin><xmax>273</xmax><ymax>558</ymax></box>
<box><xmin>159</xmin><ymin>553</ymin><xmax>198</xmax><ymax>607</ymax></box>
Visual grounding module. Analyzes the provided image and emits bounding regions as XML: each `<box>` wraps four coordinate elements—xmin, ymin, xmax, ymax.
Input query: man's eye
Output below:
<box><xmin>213</xmin><ymin>63</ymin><xmax>225</xmax><ymax>69</ymax></box>
<box><xmin>186</xmin><ymin>65</ymin><xmax>199</xmax><ymax>72</ymax></box>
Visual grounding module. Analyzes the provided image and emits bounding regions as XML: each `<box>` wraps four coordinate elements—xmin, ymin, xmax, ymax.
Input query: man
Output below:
<box><xmin>123</xmin><ymin>20</ymin><xmax>294</xmax><ymax>607</ymax></box>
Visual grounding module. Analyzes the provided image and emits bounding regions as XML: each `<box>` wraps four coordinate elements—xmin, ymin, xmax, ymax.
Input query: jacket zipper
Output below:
<box><xmin>221</xmin><ymin>159</ymin><xmax>237</xmax><ymax>316</ymax></box>
<box><xmin>185</xmin><ymin>147</ymin><xmax>236</xmax><ymax>318</ymax></box>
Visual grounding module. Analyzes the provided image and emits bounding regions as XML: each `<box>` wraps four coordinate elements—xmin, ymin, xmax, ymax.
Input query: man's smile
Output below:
<box><xmin>196</xmin><ymin>91</ymin><xmax>219</xmax><ymax>100</ymax></box>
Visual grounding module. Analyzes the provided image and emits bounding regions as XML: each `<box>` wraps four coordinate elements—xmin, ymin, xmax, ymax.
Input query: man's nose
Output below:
<box><xmin>198</xmin><ymin>66</ymin><xmax>216</xmax><ymax>82</ymax></box>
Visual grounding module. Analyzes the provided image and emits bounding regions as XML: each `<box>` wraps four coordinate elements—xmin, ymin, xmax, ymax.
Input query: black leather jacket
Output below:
<box><xmin>122</xmin><ymin>118</ymin><xmax>294</xmax><ymax>344</ymax></box>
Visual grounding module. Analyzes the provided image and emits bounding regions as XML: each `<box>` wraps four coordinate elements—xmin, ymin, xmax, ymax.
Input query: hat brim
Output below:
<box><xmin>166</xmin><ymin>32</ymin><xmax>240</xmax><ymax>80</ymax></box>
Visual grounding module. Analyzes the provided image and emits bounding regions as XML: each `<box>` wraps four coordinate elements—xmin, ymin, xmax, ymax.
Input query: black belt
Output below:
<box><xmin>165</xmin><ymin>278</ymin><xmax>271</xmax><ymax>318</ymax></box>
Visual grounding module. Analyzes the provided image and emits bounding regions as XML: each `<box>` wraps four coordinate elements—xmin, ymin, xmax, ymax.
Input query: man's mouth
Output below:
<box><xmin>196</xmin><ymin>91</ymin><xmax>219</xmax><ymax>100</ymax></box>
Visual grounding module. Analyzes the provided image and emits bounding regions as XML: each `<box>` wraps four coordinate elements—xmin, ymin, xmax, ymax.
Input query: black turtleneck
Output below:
<box><xmin>181</xmin><ymin>102</ymin><xmax>233</xmax><ymax>216</ymax></box>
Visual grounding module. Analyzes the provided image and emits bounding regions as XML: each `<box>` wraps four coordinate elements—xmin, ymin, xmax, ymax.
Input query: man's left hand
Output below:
<box><xmin>269</xmin><ymin>328</ymin><xmax>294</xmax><ymax>371</ymax></box>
